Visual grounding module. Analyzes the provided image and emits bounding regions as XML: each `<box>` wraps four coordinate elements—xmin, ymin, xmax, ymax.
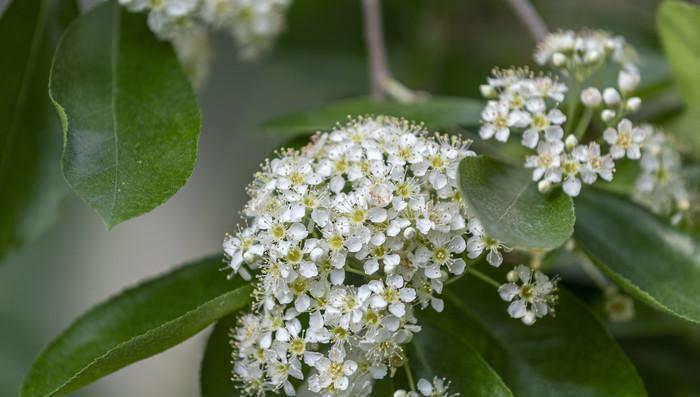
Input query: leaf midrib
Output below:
<box><xmin>0</xmin><ymin>0</ymin><xmax>49</xmax><ymax>191</ymax></box>
<box><xmin>108</xmin><ymin>1</ymin><xmax>121</xmax><ymax>224</ymax></box>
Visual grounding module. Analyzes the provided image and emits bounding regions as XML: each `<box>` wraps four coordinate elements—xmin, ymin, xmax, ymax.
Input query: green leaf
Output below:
<box><xmin>49</xmin><ymin>0</ymin><xmax>201</xmax><ymax>229</ymax></box>
<box><xmin>657</xmin><ymin>1</ymin><xmax>700</xmax><ymax>157</ymax></box>
<box><xmin>457</xmin><ymin>156</ymin><xmax>575</xmax><ymax>250</ymax></box>
<box><xmin>441</xmin><ymin>273</ymin><xmax>647</xmax><ymax>397</ymax></box>
<box><xmin>0</xmin><ymin>0</ymin><xmax>78</xmax><ymax>262</ymax></box>
<box><xmin>657</xmin><ymin>1</ymin><xmax>700</xmax><ymax>106</ymax></box>
<box><xmin>409</xmin><ymin>321</ymin><xmax>513</xmax><ymax>397</ymax></box>
<box><xmin>201</xmin><ymin>315</ymin><xmax>239</xmax><ymax>397</ymax></box>
<box><xmin>575</xmin><ymin>188</ymin><xmax>700</xmax><ymax>324</ymax></box>
<box><xmin>261</xmin><ymin>96</ymin><xmax>483</xmax><ymax>136</ymax></box>
<box><xmin>21</xmin><ymin>256</ymin><xmax>252</xmax><ymax>397</ymax></box>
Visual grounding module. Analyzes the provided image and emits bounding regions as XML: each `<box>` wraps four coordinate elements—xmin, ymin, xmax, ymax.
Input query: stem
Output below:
<box><xmin>573</xmin><ymin>107</ymin><xmax>593</xmax><ymax>140</ymax></box>
<box><xmin>576</xmin><ymin>252</ymin><xmax>610</xmax><ymax>291</ymax></box>
<box><xmin>564</xmin><ymin>88</ymin><xmax>579</xmax><ymax>135</ymax></box>
<box><xmin>467</xmin><ymin>267</ymin><xmax>500</xmax><ymax>288</ymax></box>
<box><xmin>362</xmin><ymin>0</ymin><xmax>391</xmax><ymax>99</ymax></box>
<box><xmin>404</xmin><ymin>361</ymin><xmax>417</xmax><ymax>392</ymax></box>
<box><xmin>505</xmin><ymin>0</ymin><xmax>548</xmax><ymax>42</ymax></box>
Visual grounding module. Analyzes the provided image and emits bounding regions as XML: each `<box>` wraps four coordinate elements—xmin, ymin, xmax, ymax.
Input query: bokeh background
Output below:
<box><xmin>0</xmin><ymin>0</ymin><xmax>670</xmax><ymax>396</ymax></box>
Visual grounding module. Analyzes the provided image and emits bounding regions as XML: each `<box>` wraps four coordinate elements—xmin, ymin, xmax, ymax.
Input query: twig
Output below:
<box><xmin>506</xmin><ymin>0</ymin><xmax>548</xmax><ymax>42</ymax></box>
<box><xmin>362</xmin><ymin>0</ymin><xmax>391</xmax><ymax>99</ymax></box>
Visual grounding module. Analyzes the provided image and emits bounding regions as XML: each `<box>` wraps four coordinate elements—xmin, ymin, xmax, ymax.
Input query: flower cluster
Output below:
<box><xmin>224</xmin><ymin>116</ymin><xmax>512</xmax><ymax>396</ymax></box>
<box><xmin>633</xmin><ymin>127</ymin><xmax>690</xmax><ymax>223</ymax></box>
<box><xmin>476</xmin><ymin>30</ymin><xmax>690</xmax><ymax>203</ymax></box>
<box><xmin>393</xmin><ymin>377</ymin><xmax>458</xmax><ymax>397</ymax></box>
<box><xmin>118</xmin><ymin>0</ymin><xmax>291</xmax><ymax>59</ymax></box>
<box><xmin>534</xmin><ymin>29</ymin><xmax>637</xmax><ymax>81</ymax></box>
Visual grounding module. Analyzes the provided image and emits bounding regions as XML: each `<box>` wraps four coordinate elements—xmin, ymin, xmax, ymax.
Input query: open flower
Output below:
<box><xmin>498</xmin><ymin>264</ymin><xmax>558</xmax><ymax>325</ymax></box>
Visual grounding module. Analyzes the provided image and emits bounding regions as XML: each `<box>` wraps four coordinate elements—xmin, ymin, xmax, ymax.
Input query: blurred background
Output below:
<box><xmin>0</xmin><ymin>0</ymin><xmax>671</xmax><ymax>396</ymax></box>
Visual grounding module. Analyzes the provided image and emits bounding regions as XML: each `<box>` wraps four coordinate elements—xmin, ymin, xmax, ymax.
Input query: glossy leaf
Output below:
<box><xmin>458</xmin><ymin>156</ymin><xmax>575</xmax><ymax>249</ymax></box>
<box><xmin>575</xmin><ymin>189</ymin><xmax>700</xmax><ymax>324</ymax></box>
<box><xmin>409</xmin><ymin>321</ymin><xmax>513</xmax><ymax>397</ymax></box>
<box><xmin>0</xmin><ymin>0</ymin><xmax>78</xmax><ymax>262</ymax></box>
<box><xmin>262</xmin><ymin>96</ymin><xmax>483</xmax><ymax>136</ymax></box>
<box><xmin>201</xmin><ymin>315</ymin><xmax>239</xmax><ymax>397</ymax></box>
<box><xmin>49</xmin><ymin>0</ymin><xmax>201</xmax><ymax>229</ymax></box>
<box><xmin>440</xmin><ymin>273</ymin><xmax>646</xmax><ymax>397</ymax></box>
<box><xmin>21</xmin><ymin>256</ymin><xmax>252</xmax><ymax>397</ymax></box>
<box><xmin>657</xmin><ymin>1</ymin><xmax>700</xmax><ymax>157</ymax></box>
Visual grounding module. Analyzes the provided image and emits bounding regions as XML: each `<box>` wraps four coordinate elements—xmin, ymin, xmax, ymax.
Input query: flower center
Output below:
<box><xmin>272</xmin><ymin>224</ymin><xmax>286</xmax><ymax>240</ymax></box>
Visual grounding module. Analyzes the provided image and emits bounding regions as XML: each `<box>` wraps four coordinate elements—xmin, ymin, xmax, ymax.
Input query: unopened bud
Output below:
<box><xmin>480</xmin><ymin>84</ymin><xmax>497</xmax><ymax>99</ymax></box>
<box><xmin>603</xmin><ymin>88</ymin><xmax>621</xmax><ymax>106</ymax></box>
<box><xmin>618</xmin><ymin>70</ymin><xmax>640</xmax><ymax>94</ymax></box>
<box><xmin>403</xmin><ymin>227</ymin><xmax>416</xmax><ymax>240</ymax></box>
<box><xmin>507</xmin><ymin>270</ymin><xmax>519</xmax><ymax>283</ymax></box>
<box><xmin>565</xmin><ymin>134</ymin><xmax>578</xmax><ymax>150</ymax></box>
<box><xmin>601</xmin><ymin>109</ymin><xmax>616</xmax><ymax>123</ymax></box>
<box><xmin>584</xmin><ymin>50</ymin><xmax>601</xmax><ymax>63</ymax></box>
<box><xmin>580</xmin><ymin>87</ymin><xmax>602</xmax><ymax>107</ymax></box>
<box><xmin>552</xmin><ymin>52</ymin><xmax>567</xmax><ymax>67</ymax></box>
<box><xmin>626</xmin><ymin>97</ymin><xmax>641</xmax><ymax>112</ymax></box>
<box><xmin>538</xmin><ymin>180</ymin><xmax>551</xmax><ymax>193</ymax></box>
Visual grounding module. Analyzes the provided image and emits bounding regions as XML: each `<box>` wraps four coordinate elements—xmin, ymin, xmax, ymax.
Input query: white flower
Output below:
<box><xmin>580</xmin><ymin>87</ymin><xmax>602</xmax><ymax>107</ymax></box>
<box><xmin>467</xmin><ymin>219</ymin><xmax>508</xmax><ymax>267</ymax></box>
<box><xmin>525</xmin><ymin>141</ymin><xmax>563</xmax><ymax>183</ymax></box>
<box><xmin>498</xmin><ymin>264</ymin><xmax>558</xmax><ymax>325</ymax></box>
<box><xmin>479</xmin><ymin>100</ymin><xmax>527</xmax><ymax>142</ymax></box>
<box><xmin>575</xmin><ymin>142</ymin><xmax>615</xmax><ymax>184</ymax></box>
<box><xmin>618</xmin><ymin>70</ymin><xmax>640</xmax><ymax>94</ymax></box>
<box><xmin>603</xmin><ymin>119</ymin><xmax>646</xmax><ymax>160</ymax></box>
<box><xmin>416</xmin><ymin>377</ymin><xmax>459</xmax><ymax>397</ymax></box>
<box><xmin>308</xmin><ymin>346</ymin><xmax>358</xmax><ymax>393</ymax></box>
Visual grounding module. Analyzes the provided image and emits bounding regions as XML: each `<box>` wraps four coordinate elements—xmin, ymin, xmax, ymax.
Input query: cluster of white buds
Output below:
<box><xmin>633</xmin><ymin>128</ymin><xmax>690</xmax><ymax>223</ymax></box>
<box><xmin>478</xmin><ymin>30</ymin><xmax>690</xmax><ymax>204</ymax></box>
<box><xmin>224</xmin><ymin>116</ymin><xmax>517</xmax><ymax>396</ymax></box>
<box><xmin>534</xmin><ymin>29</ymin><xmax>637</xmax><ymax>81</ymax></box>
<box><xmin>118</xmin><ymin>0</ymin><xmax>291</xmax><ymax>59</ymax></box>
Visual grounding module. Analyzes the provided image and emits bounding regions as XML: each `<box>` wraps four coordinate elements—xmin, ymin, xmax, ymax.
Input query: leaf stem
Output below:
<box><xmin>573</xmin><ymin>107</ymin><xmax>593</xmax><ymax>140</ymax></box>
<box><xmin>576</xmin><ymin>251</ymin><xmax>610</xmax><ymax>291</ymax></box>
<box><xmin>467</xmin><ymin>267</ymin><xmax>501</xmax><ymax>288</ymax></box>
<box><xmin>403</xmin><ymin>360</ymin><xmax>417</xmax><ymax>392</ymax></box>
<box><xmin>505</xmin><ymin>0</ymin><xmax>548</xmax><ymax>42</ymax></box>
<box><xmin>361</xmin><ymin>0</ymin><xmax>391</xmax><ymax>100</ymax></box>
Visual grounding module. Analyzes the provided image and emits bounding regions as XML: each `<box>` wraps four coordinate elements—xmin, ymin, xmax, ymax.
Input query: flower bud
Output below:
<box><xmin>552</xmin><ymin>52</ymin><xmax>567</xmax><ymax>67</ymax></box>
<box><xmin>618</xmin><ymin>70</ymin><xmax>640</xmax><ymax>94</ymax></box>
<box><xmin>537</xmin><ymin>180</ymin><xmax>551</xmax><ymax>193</ymax></box>
<box><xmin>601</xmin><ymin>109</ymin><xmax>616</xmax><ymax>122</ymax></box>
<box><xmin>580</xmin><ymin>87</ymin><xmax>602</xmax><ymax>107</ymax></box>
<box><xmin>480</xmin><ymin>84</ymin><xmax>497</xmax><ymax>99</ymax></box>
<box><xmin>603</xmin><ymin>88</ymin><xmax>621</xmax><ymax>105</ymax></box>
<box><xmin>565</xmin><ymin>134</ymin><xmax>578</xmax><ymax>151</ymax></box>
<box><xmin>507</xmin><ymin>270</ymin><xmax>519</xmax><ymax>283</ymax></box>
<box><xmin>243</xmin><ymin>251</ymin><xmax>256</xmax><ymax>264</ymax></box>
<box><xmin>403</xmin><ymin>227</ymin><xmax>416</xmax><ymax>240</ymax></box>
<box><xmin>584</xmin><ymin>50</ymin><xmax>601</xmax><ymax>64</ymax></box>
<box><xmin>625</xmin><ymin>97</ymin><xmax>641</xmax><ymax>112</ymax></box>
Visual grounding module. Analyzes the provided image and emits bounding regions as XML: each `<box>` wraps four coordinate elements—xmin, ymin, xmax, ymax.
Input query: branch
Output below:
<box><xmin>362</xmin><ymin>0</ymin><xmax>391</xmax><ymax>99</ymax></box>
<box><xmin>506</xmin><ymin>0</ymin><xmax>548</xmax><ymax>42</ymax></box>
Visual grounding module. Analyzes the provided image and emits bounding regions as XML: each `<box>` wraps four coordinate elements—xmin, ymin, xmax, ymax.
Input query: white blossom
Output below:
<box><xmin>498</xmin><ymin>264</ymin><xmax>558</xmax><ymax>325</ymax></box>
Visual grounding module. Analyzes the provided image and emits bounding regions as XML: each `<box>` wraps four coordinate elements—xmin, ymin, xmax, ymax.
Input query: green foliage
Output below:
<box><xmin>0</xmin><ymin>0</ymin><xmax>78</xmax><ymax>263</ymax></box>
<box><xmin>409</xmin><ymin>321</ymin><xmax>513</xmax><ymax>397</ymax></box>
<box><xmin>261</xmin><ymin>97</ymin><xmax>483</xmax><ymax>136</ymax></box>
<box><xmin>457</xmin><ymin>156</ymin><xmax>575</xmax><ymax>250</ymax></box>
<box><xmin>575</xmin><ymin>189</ymin><xmax>700</xmax><ymax>324</ymax></box>
<box><xmin>21</xmin><ymin>256</ymin><xmax>252</xmax><ymax>397</ymax></box>
<box><xmin>657</xmin><ymin>1</ymin><xmax>700</xmax><ymax>158</ymax></box>
<box><xmin>49</xmin><ymin>0</ymin><xmax>201</xmax><ymax>229</ymax></box>
<box><xmin>201</xmin><ymin>315</ymin><xmax>240</xmax><ymax>397</ymax></box>
<box><xmin>434</xmin><ymin>274</ymin><xmax>647</xmax><ymax>397</ymax></box>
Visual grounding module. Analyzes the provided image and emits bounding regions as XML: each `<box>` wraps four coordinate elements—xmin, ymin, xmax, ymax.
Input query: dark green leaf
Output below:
<box><xmin>0</xmin><ymin>0</ymin><xmax>78</xmax><ymax>262</ymax></box>
<box><xmin>457</xmin><ymin>156</ymin><xmax>575</xmax><ymax>249</ymax></box>
<box><xmin>409</xmin><ymin>320</ymin><xmax>513</xmax><ymax>397</ymax></box>
<box><xmin>261</xmin><ymin>97</ymin><xmax>483</xmax><ymax>136</ymax></box>
<box><xmin>21</xmin><ymin>256</ymin><xmax>252</xmax><ymax>397</ymax></box>
<box><xmin>575</xmin><ymin>188</ymin><xmax>700</xmax><ymax>324</ymax></box>
<box><xmin>201</xmin><ymin>315</ymin><xmax>239</xmax><ymax>397</ymax></box>
<box><xmin>49</xmin><ymin>0</ymin><xmax>201</xmax><ymax>229</ymax></box>
<box><xmin>440</xmin><ymin>273</ymin><xmax>646</xmax><ymax>397</ymax></box>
